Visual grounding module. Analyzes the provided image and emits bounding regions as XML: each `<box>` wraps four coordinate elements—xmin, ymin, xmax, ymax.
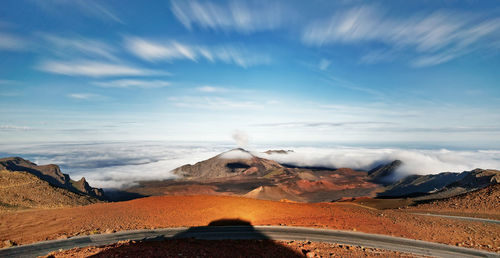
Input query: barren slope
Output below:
<box><xmin>0</xmin><ymin>195</ymin><xmax>498</xmax><ymax>252</ymax></box>
<box><xmin>0</xmin><ymin>170</ymin><xmax>100</xmax><ymax>211</ymax></box>
<box><xmin>0</xmin><ymin>157</ymin><xmax>104</xmax><ymax>199</ymax></box>
<box><xmin>406</xmin><ymin>183</ymin><xmax>500</xmax><ymax>219</ymax></box>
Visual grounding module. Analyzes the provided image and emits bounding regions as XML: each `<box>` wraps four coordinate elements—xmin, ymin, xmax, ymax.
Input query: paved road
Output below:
<box><xmin>1</xmin><ymin>226</ymin><xmax>498</xmax><ymax>258</ymax></box>
<box><xmin>411</xmin><ymin>212</ymin><xmax>500</xmax><ymax>225</ymax></box>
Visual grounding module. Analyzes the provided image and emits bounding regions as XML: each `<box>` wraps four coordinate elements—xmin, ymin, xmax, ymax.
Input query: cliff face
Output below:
<box><xmin>0</xmin><ymin>157</ymin><xmax>104</xmax><ymax>199</ymax></box>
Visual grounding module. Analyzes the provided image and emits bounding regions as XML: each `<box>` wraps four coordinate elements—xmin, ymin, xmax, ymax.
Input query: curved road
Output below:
<box><xmin>1</xmin><ymin>226</ymin><xmax>498</xmax><ymax>258</ymax></box>
<box><xmin>411</xmin><ymin>212</ymin><xmax>500</xmax><ymax>225</ymax></box>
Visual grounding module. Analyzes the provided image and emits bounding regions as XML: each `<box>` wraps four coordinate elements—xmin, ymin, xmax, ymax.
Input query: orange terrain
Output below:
<box><xmin>0</xmin><ymin>195</ymin><xmax>499</xmax><ymax>253</ymax></box>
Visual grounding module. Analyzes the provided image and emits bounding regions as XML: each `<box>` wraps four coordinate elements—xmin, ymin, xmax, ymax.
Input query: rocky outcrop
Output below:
<box><xmin>379</xmin><ymin>169</ymin><xmax>500</xmax><ymax>198</ymax></box>
<box><xmin>0</xmin><ymin>169</ymin><xmax>101</xmax><ymax>210</ymax></box>
<box><xmin>0</xmin><ymin>157</ymin><xmax>104</xmax><ymax>199</ymax></box>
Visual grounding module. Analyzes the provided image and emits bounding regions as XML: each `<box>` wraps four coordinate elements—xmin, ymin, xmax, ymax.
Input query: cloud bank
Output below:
<box><xmin>258</xmin><ymin>147</ymin><xmax>500</xmax><ymax>180</ymax></box>
<box><xmin>1</xmin><ymin>142</ymin><xmax>499</xmax><ymax>188</ymax></box>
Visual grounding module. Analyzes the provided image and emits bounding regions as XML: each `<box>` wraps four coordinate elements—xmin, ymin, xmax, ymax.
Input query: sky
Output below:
<box><xmin>1</xmin><ymin>0</ymin><xmax>500</xmax><ymax>148</ymax></box>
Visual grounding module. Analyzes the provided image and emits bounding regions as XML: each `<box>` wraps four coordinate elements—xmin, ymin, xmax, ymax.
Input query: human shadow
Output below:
<box><xmin>89</xmin><ymin>219</ymin><xmax>303</xmax><ymax>257</ymax></box>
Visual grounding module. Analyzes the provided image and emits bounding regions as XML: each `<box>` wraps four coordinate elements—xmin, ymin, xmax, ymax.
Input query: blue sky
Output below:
<box><xmin>1</xmin><ymin>0</ymin><xmax>500</xmax><ymax>148</ymax></box>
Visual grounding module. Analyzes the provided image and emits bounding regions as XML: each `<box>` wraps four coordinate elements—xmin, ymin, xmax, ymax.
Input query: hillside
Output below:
<box><xmin>126</xmin><ymin>149</ymin><xmax>381</xmax><ymax>202</ymax></box>
<box><xmin>406</xmin><ymin>183</ymin><xmax>500</xmax><ymax>218</ymax></box>
<box><xmin>129</xmin><ymin>149</ymin><xmax>500</xmax><ymax>204</ymax></box>
<box><xmin>172</xmin><ymin>148</ymin><xmax>288</xmax><ymax>179</ymax></box>
<box><xmin>378</xmin><ymin>168</ymin><xmax>500</xmax><ymax>199</ymax></box>
<box><xmin>0</xmin><ymin>170</ymin><xmax>100</xmax><ymax>211</ymax></box>
<box><xmin>0</xmin><ymin>157</ymin><xmax>104</xmax><ymax>199</ymax></box>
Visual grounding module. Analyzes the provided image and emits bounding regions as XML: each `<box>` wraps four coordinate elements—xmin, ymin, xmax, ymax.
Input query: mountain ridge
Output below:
<box><xmin>0</xmin><ymin>157</ymin><xmax>104</xmax><ymax>200</ymax></box>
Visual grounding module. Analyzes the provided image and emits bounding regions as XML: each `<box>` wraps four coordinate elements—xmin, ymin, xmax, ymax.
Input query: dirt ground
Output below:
<box><xmin>404</xmin><ymin>184</ymin><xmax>500</xmax><ymax>220</ymax></box>
<box><xmin>0</xmin><ymin>195</ymin><xmax>498</xmax><ymax>253</ymax></box>
<box><xmin>43</xmin><ymin>239</ymin><xmax>426</xmax><ymax>258</ymax></box>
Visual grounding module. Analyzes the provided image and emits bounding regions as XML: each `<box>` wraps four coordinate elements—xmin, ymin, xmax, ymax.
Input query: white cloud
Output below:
<box><xmin>125</xmin><ymin>37</ymin><xmax>196</xmax><ymax>62</ymax></box>
<box><xmin>170</xmin><ymin>0</ymin><xmax>285</xmax><ymax>33</ymax></box>
<box><xmin>67</xmin><ymin>93</ymin><xmax>102</xmax><ymax>100</ymax></box>
<box><xmin>38</xmin><ymin>60</ymin><xmax>163</xmax><ymax>77</ymax></box>
<box><xmin>169</xmin><ymin>96</ymin><xmax>261</xmax><ymax>110</ymax></box>
<box><xmin>0</xmin><ymin>79</ymin><xmax>21</xmax><ymax>85</ymax></box>
<box><xmin>94</xmin><ymin>79</ymin><xmax>170</xmax><ymax>88</ymax></box>
<box><xmin>1</xmin><ymin>141</ymin><xmax>499</xmax><ymax>188</ymax></box>
<box><xmin>303</xmin><ymin>6</ymin><xmax>500</xmax><ymax>66</ymax></box>
<box><xmin>212</xmin><ymin>45</ymin><xmax>270</xmax><ymax>68</ymax></box>
<box><xmin>257</xmin><ymin>147</ymin><xmax>500</xmax><ymax>180</ymax></box>
<box><xmin>318</xmin><ymin>59</ymin><xmax>331</xmax><ymax>70</ymax></box>
<box><xmin>0</xmin><ymin>32</ymin><xmax>26</xmax><ymax>51</ymax></box>
<box><xmin>35</xmin><ymin>0</ymin><xmax>123</xmax><ymax>24</ymax></box>
<box><xmin>0</xmin><ymin>124</ymin><xmax>30</xmax><ymax>131</ymax></box>
<box><xmin>196</xmin><ymin>86</ymin><xmax>226</xmax><ymax>92</ymax></box>
<box><xmin>0</xmin><ymin>141</ymin><xmax>228</xmax><ymax>188</ymax></box>
<box><xmin>125</xmin><ymin>37</ymin><xmax>270</xmax><ymax>68</ymax></box>
<box><xmin>40</xmin><ymin>34</ymin><xmax>118</xmax><ymax>60</ymax></box>
<box><xmin>220</xmin><ymin>149</ymin><xmax>252</xmax><ymax>159</ymax></box>
<box><xmin>232</xmin><ymin>130</ymin><xmax>249</xmax><ymax>148</ymax></box>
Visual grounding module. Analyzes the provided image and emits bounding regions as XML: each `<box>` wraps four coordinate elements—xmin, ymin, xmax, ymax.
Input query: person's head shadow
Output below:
<box><xmin>89</xmin><ymin>218</ymin><xmax>303</xmax><ymax>257</ymax></box>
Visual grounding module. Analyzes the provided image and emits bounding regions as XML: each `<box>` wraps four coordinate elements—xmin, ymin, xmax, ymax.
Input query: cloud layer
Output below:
<box><xmin>258</xmin><ymin>147</ymin><xmax>500</xmax><ymax>180</ymax></box>
<box><xmin>1</xmin><ymin>142</ymin><xmax>499</xmax><ymax>188</ymax></box>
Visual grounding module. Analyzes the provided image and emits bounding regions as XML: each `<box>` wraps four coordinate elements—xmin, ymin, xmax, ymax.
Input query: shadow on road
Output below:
<box><xmin>88</xmin><ymin>219</ymin><xmax>303</xmax><ymax>257</ymax></box>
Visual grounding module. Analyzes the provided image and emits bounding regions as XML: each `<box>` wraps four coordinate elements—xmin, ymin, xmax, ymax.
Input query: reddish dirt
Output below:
<box><xmin>43</xmin><ymin>239</ymin><xmax>424</xmax><ymax>258</ymax></box>
<box><xmin>0</xmin><ymin>195</ymin><xmax>498</xmax><ymax>252</ymax></box>
<box><xmin>405</xmin><ymin>184</ymin><xmax>500</xmax><ymax>220</ymax></box>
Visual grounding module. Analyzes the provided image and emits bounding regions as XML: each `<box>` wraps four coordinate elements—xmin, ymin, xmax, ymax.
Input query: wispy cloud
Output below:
<box><xmin>0</xmin><ymin>79</ymin><xmax>21</xmax><ymax>85</ymax></box>
<box><xmin>255</xmin><ymin>121</ymin><xmax>394</xmax><ymax>129</ymax></box>
<box><xmin>168</xmin><ymin>96</ymin><xmax>261</xmax><ymax>110</ymax></box>
<box><xmin>321</xmin><ymin>74</ymin><xmax>384</xmax><ymax>98</ymax></box>
<box><xmin>125</xmin><ymin>37</ymin><xmax>196</xmax><ymax>62</ymax></box>
<box><xmin>35</xmin><ymin>0</ymin><xmax>123</xmax><ymax>24</ymax></box>
<box><xmin>318</xmin><ymin>59</ymin><xmax>331</xmax><ymax>71</ymax></box>
<box><xmin>125</xmin><ymin>37</ymin><xmax>270</xmax><ymax>68</ymax></box>
<box><xmin>0</xmin><ymin>32</ymin><xmax>27</xmax><ymax>51</ymax></box>
<box><xmin>67</xmin><ymin>93</ymin><xmax>103</xmax><ymax>100</ymax></box>
<box><xmin>39</xmin><ymin>34</ymin><xmax>118</xmax><ymax>60</ymax></box>
<box><xmin>93</xmin><ymin>79</ymin><xmax>171</xmax><ymax>89</ymax></box>
<box><xmin>0</xmin><ymin>124</ymin><xmax>31</xmax><ymax>131</ymax></box>
<box><xmin>303</xmin><ymin>5</ymin><xmax>500</xmax><ymax>66</ymax></box>
<box><xmin>170</xmin><ymin>0</ymin><xmax>285</xmax><ymax>33</ymax></box>
<box><xmin>196</xmin><ymin>86</ymin><xmax>227</xmax><ymax>93</ymax></box>
<box><xmin>37</xmin><ymin>60</ymin><xmax>164</xmax><ymax>77</ymax></box>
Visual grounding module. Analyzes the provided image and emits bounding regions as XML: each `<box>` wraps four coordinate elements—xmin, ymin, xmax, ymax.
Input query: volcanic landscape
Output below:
<box><xmin>1</xmin><ymin>148</ymin><xmax>499</xmax><ymax>257</ymax></box>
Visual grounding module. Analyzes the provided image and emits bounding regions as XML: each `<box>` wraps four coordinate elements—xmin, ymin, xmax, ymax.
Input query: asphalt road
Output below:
<box><xmin>411</xmin><ymin>212</ymin><xmax>500</xmax><ymax>225</ymax></box>
<box><xmin>1</xmin><ymin>226</ymin><xmax>498</xmax><ymax>258</ymax></box>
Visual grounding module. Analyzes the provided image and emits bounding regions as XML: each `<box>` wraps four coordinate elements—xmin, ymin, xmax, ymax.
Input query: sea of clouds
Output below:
<box><xmin>1</xmin><ymin>141</ymin><xmax>500</xmax><ymax>189</ymax></box>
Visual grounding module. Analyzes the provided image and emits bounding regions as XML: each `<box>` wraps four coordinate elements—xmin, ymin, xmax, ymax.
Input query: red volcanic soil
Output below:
<box><xmin>44</xmin><ymin>239</ymin><xmax>422</xmax><ymax>258</ymax></box>
<box><xmin>0</xmin><ymin>195</ymin><xmax>499</xmax><ymax>252</ymax></box>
